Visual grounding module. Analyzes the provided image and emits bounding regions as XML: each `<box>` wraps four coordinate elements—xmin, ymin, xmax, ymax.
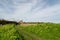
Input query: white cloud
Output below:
<box><xmin>30</xmin><ymin>4</ymin><xmax>60</xmax><ymax>19</ymax></box>
<box><xmin>0</xmin><ymin>0</ymin><xmax>60</xmax><ymax>22</ymax></box>
<box><xmin>11</xmin><ymin>3</ymin><xmax>32</xmax><ymax>21</ymax></box>
<box><xmin>9</xmin><ymin>0</ymin><xmax>60</xmax><ymax>22</ymax></box>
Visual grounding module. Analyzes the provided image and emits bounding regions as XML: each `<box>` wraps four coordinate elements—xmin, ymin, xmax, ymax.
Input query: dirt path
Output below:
<box><xmin>15</xmin><ymin>27</ymin><xmax>43</xmax><ymax>40</ymax></box>
<box><xmin>20</xmin><ymin>24</ymin><xmax>37</xmax><ymax>26</ymax></box>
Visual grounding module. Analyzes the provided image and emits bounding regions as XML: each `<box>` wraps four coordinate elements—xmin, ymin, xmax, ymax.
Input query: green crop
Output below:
<box><xmin>0</xmin><ymin>24</ymin><xmax>22</xmax><ymax>40</ymax></box>
<box><xmin>19</xmin><ymin>23</ymin><xmax>60</xmax><ymax>40</ymax></box>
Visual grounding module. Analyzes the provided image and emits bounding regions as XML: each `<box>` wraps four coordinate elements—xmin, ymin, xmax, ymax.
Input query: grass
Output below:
<box><xmin>0</xmin><ymin>23</ymin><xmax>60</xmax><ymax>40</ymax></box>
<box><xmin>19</xmin><ymin>23</ymin><xmax>60</xmax><ymax>40</ymax></box>
<box><xmin>0</xmin><ymin>24</ymin><xmax>22</xmax><ymax>40</ymax></box>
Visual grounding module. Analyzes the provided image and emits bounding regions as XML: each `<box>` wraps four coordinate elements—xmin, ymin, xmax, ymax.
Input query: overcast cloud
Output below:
<box><xmin>0</xmin><ymin>0</ymin><xmax>60</xmax><ymax>22</ymax></box>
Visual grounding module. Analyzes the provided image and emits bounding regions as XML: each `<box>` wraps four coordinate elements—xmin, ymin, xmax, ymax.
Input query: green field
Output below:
<box><xmin>0</xmin><ymin>24</ymin><xmax>22</xmax><ymax>40</ymax></box>
<box><xmin>0</xmin><ymin>23</ymin><xmax>60</xmax><ymax>40</ymax></box>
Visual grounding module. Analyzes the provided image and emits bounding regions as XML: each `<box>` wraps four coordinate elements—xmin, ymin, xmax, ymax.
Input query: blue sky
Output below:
<box><xmin>0</xmin><ymin>0</ymin><xmax>60</xmax><ymax>22</ymax></box>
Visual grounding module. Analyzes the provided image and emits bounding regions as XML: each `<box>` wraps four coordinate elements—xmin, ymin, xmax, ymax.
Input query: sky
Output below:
<box><xmin>0</xmin><ymin>0</ymin><xmax>60</xmax><ymax>23</ymax></box>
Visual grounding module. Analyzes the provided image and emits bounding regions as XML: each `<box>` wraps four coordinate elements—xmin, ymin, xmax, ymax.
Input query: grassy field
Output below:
<box><xmin>0</xmin><ymin>23</ymin><xmax>60</xmax><ymax>40</ymax></box>
<box><xmin>0</xmin><ymin>24</ymin><xmax>22</xmax><ymax>40</ymax></box>
<box><xmin>18</xmin><ymin>23</ymin><xmax>60</xmax><ymax>40</ymax></box>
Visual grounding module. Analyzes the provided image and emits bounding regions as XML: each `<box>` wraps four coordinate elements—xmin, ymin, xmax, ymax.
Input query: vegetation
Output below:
<box><xmin>18</xmin><ymin>23</ymin><xmax>60</xmax><ymax>40</ymax></box>
<box><xmin>0</xmin><ymin>20</ymin><xmax>60</xmax><ymax>40</ymax></box>
<box><xmin>0</xmin><ymin>20</ymin><xmax>18</xmax><ymax>25</ymax></box>
<box><xmin>0</xmin><ymin>24</ymin><xmax>22</xmax><ymax>40</ymax></box>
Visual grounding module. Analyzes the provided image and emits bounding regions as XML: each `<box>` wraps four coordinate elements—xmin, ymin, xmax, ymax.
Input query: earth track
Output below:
<box><xmin>15</xmin><ymin>26</ymin><xmax>43</xmax><ymax>40</ymax></box>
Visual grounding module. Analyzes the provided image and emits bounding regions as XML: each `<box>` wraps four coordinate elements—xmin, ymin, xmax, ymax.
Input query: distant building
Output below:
<box><xmin>18</xmin><ymin>20</ymin><xmax>24</xmax><ymax>24</ymax></box>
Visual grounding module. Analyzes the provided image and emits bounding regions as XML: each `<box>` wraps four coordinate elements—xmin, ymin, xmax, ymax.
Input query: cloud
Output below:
<box><xmin>32</xmin><ymin>4</ymin><xmax>60</xmax><ymax>18</ymax></box>
<box><xmin>11</xmin><ymin>3</ymin><xmax>32</xmax><ymax>19</ymax></box>
<box><xmin>26</xmin><ymin>4</ymin><xmax>60</xmax><ymax>22</ymax></box>
<box><xmin>0</xmin><ymin>0</ymin><xmax>60</xmax><ymax>22</ymax></box>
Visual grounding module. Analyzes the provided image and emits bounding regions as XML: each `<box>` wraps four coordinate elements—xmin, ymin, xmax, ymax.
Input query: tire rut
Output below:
<box><xmin>15</xmin><ymin>27</ymin><xmax>43</xmax><ymax>40</ymax></box>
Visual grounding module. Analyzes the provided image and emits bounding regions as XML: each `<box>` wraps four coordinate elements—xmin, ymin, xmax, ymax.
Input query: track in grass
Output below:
<box><xmin>15</xmin><ymin>26</ymin><xmax>42</xmax><ymax>40</ymax></box>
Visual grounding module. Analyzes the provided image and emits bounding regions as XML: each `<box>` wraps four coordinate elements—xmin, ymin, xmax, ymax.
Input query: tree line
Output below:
<box><xmin>0</xmin><ymin>20</ymin><xmax>19</xmax><ymax>25</ymax></box>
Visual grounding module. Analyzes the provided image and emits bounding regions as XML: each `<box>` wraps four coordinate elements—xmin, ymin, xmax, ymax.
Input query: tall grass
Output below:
<box><xmin>0</xmin><ymin>24</ymin><xmax>22</xmax><ymax>40</ymax></box>
<box><xmin>19</xmin><ymin>23</ymin><xmax>60</xmax><ymax>40</ymax></box>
